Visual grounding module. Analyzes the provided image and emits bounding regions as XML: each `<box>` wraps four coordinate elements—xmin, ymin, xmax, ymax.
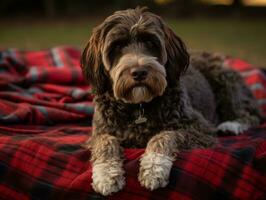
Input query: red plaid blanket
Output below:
<box><xmin>0</xmin><ymin>47</ymin><xmax>265</xmax><ymax>200</ymax></box>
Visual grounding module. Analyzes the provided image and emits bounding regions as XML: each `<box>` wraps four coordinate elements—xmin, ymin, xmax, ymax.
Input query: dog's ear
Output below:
<box><xmin>163</xmin><ymin>26</ymin><xmax>190</xmax><ymax>86</ymax></box>
<box><xmin>81</xmin><ymin>27</ymin><xmax>109</xmax><ymax>94</ymax></box>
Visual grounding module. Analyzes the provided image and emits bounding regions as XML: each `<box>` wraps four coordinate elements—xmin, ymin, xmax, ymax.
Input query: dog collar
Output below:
<box><xmin>135</xmin><ymin>104</ymin><xmax>147</xmax><ymax>124</ymax></box>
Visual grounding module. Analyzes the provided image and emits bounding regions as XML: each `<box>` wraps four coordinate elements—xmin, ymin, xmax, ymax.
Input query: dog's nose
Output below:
<box><xmin>131</xmin><ymin>68</ymin><xmax>148</xmax><ymax>81</ymax></box>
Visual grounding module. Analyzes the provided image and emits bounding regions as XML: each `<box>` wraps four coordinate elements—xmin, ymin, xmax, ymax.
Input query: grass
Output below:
<box><xmin>168</xmin><ymin>19</ymin><xmax>266</xmax><ymax>67</ymax></box>
<box><xmin>0</xmin><ymin>18</ymin><xmax>265</xmax><ymax>66</ymax></box>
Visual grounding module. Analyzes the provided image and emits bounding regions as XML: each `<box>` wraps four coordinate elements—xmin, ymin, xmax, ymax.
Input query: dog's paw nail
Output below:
<box><xmin>138</xmin><ymin>152</ymin><xmax>173</xmax><ymax>190</ymax></box>
<box><xmin>92</xmin><ymin>160</ymin><xmax>125</xmax><ymax>196</ymax></box>
<box><xmin>217</xmin><ymin>121</ymin><xmax>248</xmax><ymax>135</ymax></box>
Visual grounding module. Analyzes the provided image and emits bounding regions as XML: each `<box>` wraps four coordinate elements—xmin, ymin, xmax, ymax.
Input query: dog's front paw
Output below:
<box><xmin>138</xmin><ymin>152</ymin><xmax>174</xmax><ymax>190</ymax></box>
<box><xmin>92</xmin><ymin>159</ymin><xmax>125</xmax><ymax>196</ymax></box>
<box><xmin>217</xmin><ymin>121</ymin><xmax>248</xmax><ymax>135</ymax></box>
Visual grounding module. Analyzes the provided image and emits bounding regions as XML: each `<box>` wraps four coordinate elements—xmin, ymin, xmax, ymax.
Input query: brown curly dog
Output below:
<box><xmin>81</xmin><ymin>7</ymin><xmax>260</xmax><ymax>196</ymax></box>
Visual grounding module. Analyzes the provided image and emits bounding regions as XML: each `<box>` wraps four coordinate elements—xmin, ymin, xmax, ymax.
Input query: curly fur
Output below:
<box><xmin>81</xmin><ymin>7</ymin><xmax>261</xmax><ymax>195</ymax></box>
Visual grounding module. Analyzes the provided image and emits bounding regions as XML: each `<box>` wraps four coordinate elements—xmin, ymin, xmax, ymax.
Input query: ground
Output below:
<box><xmin>0</xmin><ymin>18</ymin><xmax>265</xmax><ymax>66</ymax></box>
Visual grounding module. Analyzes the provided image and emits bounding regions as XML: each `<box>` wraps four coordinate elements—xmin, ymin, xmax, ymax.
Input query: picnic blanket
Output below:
<box><xmin>0</xmin><ymin>47</ymin><xmax>265</xmax><ymax>200</ymax></box>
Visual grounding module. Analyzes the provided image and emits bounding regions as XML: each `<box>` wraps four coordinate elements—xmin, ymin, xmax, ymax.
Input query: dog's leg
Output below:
<box><xmin>213</xmin><ymin>69</ymin><xmax>260</xmax><ymax>135</ymax></box>
<box><xmin>138</xmin><ymin>131</ymin><xmax>183</xmax><ymax>190</ymax></box>
<box><xmin>88</xmin><ymin>134</ymin><xmax>125</xmax><ymax>196</ymax></box>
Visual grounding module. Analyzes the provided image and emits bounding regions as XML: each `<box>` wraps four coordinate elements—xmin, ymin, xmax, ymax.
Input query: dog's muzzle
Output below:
<box><xmin>111</xmin><ymin>53</ymin><xmax>167</xmax><ymax>103</ymax></box>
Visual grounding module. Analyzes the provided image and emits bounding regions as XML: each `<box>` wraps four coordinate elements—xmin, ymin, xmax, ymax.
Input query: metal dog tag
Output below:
<box><xmin>135</xmin><ymin>104</ymin><xmax>147</xmax><ymax>124</ymax></box>
<box><xmin>135</xmin><ymin>116</ymin><xmax>147</xmax><ymax>124</ymax></box>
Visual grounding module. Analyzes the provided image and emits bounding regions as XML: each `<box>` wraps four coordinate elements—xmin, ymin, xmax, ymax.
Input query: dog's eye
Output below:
<box><xmin>146</xmin><ymin>40</ymin><xmax>155</xmax><ymax>48</ymax></box>
<box><xmin>108</xmin><ymin>40</ymin><xmax>127</xmax><ymax>67</ymax></box>
<box><xmin>138</xmin><ymin>34</ymin><xmax>160</xmax><ymax>49</ymax></box>
<box><xmin>111</xmin><ymin>40</ymin><xmax>127</xmax><ymax>51</ymax></box>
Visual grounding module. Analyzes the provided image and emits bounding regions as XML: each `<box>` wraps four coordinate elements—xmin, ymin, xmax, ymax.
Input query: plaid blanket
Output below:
<box><xmin>0</xmin><ymin>47</ymin><xmax>265</xmax><ymax>200</ymax></box>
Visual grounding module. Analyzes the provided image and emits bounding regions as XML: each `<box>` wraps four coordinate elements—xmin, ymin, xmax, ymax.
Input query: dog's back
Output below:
<box><xmin>181</xmin><ymin>66</ymin><xmax>217</xmax><ymax>124</ymax></box>
<box><xmin>187</xmin><ymin>52</ymin><xmax>261</xmax><ymax>130</ymax></box>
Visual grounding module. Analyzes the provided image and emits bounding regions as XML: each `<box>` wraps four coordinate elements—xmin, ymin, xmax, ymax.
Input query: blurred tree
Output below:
<box><xmin>114</xmin><ymin>0</ymin><xmax>156</xmax><ymax>9</ymax></box>
<box><xmin>114</xmin><ymin>0</ymin><xmax>134</xmax><ymax>9</ymax></box>
<box><xmin>231</xmin><ymin>0</ymin><xmax>243</xmax><ymax>15</ymax></box>
<box><xmin>175</xmin><ymin>0</ymin><xmax>198</xmax><ymax>17</ymax></box>
<box><xmin>0</xmin><ymin>0</ymin><xmax>9</xmax><ymax>12</ymax></box>
<box><xmin>1</xmin><ymin>0</ymin><xmax>265</xmax><ymax>19</ymax></box>
<box><xmin>154</xmin><ymin>0</ymin><xmax>199</xmax><ymax>17</ymax></box>
<box><xmin>43</xmin><ymin>0</ymin><xmax>56</xmax><ymax>18</ymax></box>
<box><xmin>154</xmin><ymin>0</ymin><xmax>175</xmax><ymax>5</ymax></box>
<box><xmin>232</xmin><ymin>0</ymin><xmax>243</xmax><ymax>8</ymax></box>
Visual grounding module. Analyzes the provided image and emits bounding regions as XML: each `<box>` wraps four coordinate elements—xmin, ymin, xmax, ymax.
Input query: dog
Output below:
<box><xmin>81</xmin><ymin>7</ymin><xmax>260</xmax><ymax>196</ymax></box>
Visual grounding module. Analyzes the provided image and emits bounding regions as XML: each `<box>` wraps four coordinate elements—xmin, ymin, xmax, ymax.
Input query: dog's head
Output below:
<box><xmin>81</xmin><ymin>7</ymin><xmax>189</xmax><ymax>104</ymax></box>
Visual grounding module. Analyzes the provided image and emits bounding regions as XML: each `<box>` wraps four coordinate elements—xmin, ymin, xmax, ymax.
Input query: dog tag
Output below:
<box><xmin>135</xmin><ymin>116</ymin><xmax>147</xmax><ymax>124</ymax></box>
<box><xmin>135</xmin><ymin>104</ymin><xmax>147</xmax><ymax>124</ymax></box>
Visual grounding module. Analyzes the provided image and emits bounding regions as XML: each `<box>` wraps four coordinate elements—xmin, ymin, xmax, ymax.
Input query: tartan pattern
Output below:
<box><xmin>0</xmin><ymin>47</ymin><xmax>265</xmax><ymax>200</ymax></box>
